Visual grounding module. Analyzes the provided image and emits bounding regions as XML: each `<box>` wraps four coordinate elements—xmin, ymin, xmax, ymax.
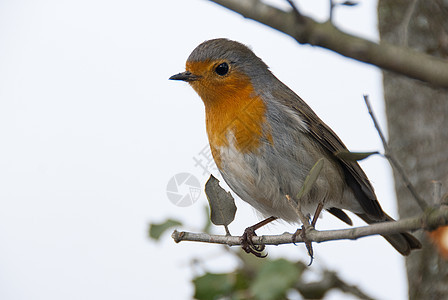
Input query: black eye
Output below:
<box><xmin>215</xmin><ymin>62</ymin><xmax>229</xmax><ymax>76</ymax></box>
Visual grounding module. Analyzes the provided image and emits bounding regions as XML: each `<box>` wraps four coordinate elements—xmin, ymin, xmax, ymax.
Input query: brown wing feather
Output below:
<box><xmin>274</xmin><ymin>87</ymin><xmax>385</xmax><ymax>220</ymax></box>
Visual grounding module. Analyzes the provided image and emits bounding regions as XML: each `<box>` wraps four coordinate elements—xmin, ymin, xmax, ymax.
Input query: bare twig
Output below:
<box><xmin>329</xmin><ymin>0</ymin><xmax>335</xmax><ymax>22</ymax></box>
<box><xmin>363</xmin><ymin>95</ymin><xmax>428</xmax><ymax>210</ymax></box>
<box><xmin>285</xmin><ymin>0</ymin><xmax>306</xmax><ymax>23</ymax></box>
<box><xmin>172</xmin><ymin>207</ymin><xmax>448</xmax><ymax>246</ymax></box>
<box><xmin>362</xmin><ymin>95</ymin><xmax>388</xmax><ymax>147</ymax></box>
<box><xmin>208</xmin><ymin>0</ymin><xmax>448</xmax><ymax>88</ymax></box>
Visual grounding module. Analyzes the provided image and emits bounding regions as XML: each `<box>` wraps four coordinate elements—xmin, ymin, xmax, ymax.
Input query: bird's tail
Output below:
<box><xmin>356</xmin><ymin>213</ymin><xmax>422</xmax><ymax>256</ymax></box>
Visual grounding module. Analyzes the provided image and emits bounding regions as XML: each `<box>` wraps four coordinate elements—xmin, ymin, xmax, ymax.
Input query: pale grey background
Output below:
<box><xmin>0</xmin><ymin>0</ymin><xmax>408</xmax><ymax>299</ymax></box>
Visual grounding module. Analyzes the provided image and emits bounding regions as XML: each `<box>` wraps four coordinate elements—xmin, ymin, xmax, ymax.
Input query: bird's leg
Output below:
<box><xmin>287</xmin><ymin>195</ymin><xmax>310</xmax><ymax>242</ymax></box>
<box><xmin>300</xmin><ymin>202</ymin><xmax>324</xmax><ymax>266</ymax></box>
<box><xmin>311</xmin><ymin>202</ymin><xmax>324</xmax><ymax>228</ymax></box>
<box><xmin>240</xmin><ymin>216</ymin><xmax>277</xmax><ymax>258</ymax></box>
<box><xmin>292</xmin><ymin>223</ymin><xmax>315</xmax><ymax>266</ymax></box>
<box><xmin>286</xmin><ymin>195</ymin><xmax>316</xmax><ymax>265</ymax></box>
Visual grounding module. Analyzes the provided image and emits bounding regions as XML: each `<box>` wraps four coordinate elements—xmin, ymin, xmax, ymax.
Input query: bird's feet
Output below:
<box><xmin>292</xmin><ymin>202</ymin><xmax>323</xmax><ymax>265</ymax></box>
<box><xmin>240</xmin><ymin>225</ymin><xmax>266</xmax><ymax>258</ymax></box>
<box><xmin>240</xmin><ymin>216</ymin><xmax>277</xmax><ymax>258</ymax></box>
<box><xmin>292</xmin><ymin>224</ymin><xmax>315</xmax><ymax>266</ymax></box>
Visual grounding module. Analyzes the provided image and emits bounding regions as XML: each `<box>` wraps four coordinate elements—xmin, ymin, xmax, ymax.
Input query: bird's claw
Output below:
<box><xmin>240</xmin><ymin>226</ymin><xmax>267</xmax><ymax>258</ymax></box>
<box><xmin>292</xmin><ymin>225</ymin><xmax>314</xmax><ymax>265</ymax></box>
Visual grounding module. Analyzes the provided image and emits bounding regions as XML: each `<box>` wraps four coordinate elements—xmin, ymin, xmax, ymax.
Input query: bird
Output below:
<box><xmin>169</xmin><ymin>38</ymin><xmax>421</xmax><ymax>256</ymax></box>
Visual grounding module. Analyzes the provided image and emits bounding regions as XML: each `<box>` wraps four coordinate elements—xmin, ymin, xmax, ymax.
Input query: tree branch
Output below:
<box><xmin>363</xmin><ymin>95</ymin><xmax>428</xmax><ymax>210</ymax></box>
<box><xmin>172</xmin><ymin>206</ymin><xmax>448</xmax><ymax>246</ymax></box>
<box><xmin>208</xmin><ymin>0</ymin><xmax>448</xmax><ymax>88</ymax></box>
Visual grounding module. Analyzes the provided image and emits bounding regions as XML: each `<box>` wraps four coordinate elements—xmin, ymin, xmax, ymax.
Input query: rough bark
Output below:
<box><xmin>378</xmin><ymin>0</ymin><xmax>448</xmax><ymax>299</ymax></box>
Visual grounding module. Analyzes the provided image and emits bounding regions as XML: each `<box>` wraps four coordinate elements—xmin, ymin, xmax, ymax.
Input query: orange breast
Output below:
<box><xmin>187</xmin><ymin>63</ymin><xmax>271</xmax><ymax>168</ymax></box>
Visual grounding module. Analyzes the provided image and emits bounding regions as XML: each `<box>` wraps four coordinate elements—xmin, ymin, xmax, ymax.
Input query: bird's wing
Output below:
<box><xmin>274</xmin><ymin>87</ymin><xmax>384</xmax><ymax>219</ymax></box>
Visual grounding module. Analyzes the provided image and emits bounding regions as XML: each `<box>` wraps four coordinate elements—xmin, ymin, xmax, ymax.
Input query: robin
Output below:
<box><xmin>170</xmin><ymin>38</ymin><xmax>421</xmax><ymax>256</ymax></box>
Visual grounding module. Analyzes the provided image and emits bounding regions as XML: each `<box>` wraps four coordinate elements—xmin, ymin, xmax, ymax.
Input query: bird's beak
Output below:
<box><xmin>169</xmin><ymin>71</ymin><xmax>200</xmax><ymax>82</ymax></box>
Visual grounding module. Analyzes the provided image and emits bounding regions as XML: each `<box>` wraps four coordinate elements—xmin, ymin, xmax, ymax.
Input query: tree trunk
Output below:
<box><xmin>378</xmin><ymin>0</ymin><xmax>448</xmax><ymax>299</ymax></box>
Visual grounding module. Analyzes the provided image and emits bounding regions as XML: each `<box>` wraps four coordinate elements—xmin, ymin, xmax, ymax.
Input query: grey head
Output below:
<box><xmin>170</xmin><ymin>38</ymin><xmax>273</xmax><ymax>82</ymax></box>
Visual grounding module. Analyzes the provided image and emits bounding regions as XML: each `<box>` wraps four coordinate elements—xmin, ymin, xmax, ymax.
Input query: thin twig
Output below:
<box><xmin>363</xmin><ymin>95</ymin><xmax>388</xmax><ymax>146</ymax></box>
<box><xmin>172</xmin><ymin>206</ymin><xmax>448</xmax><ymax>246</ymax></box>
<box><xmin>285</xmin><ymin>0</ymin><xmax>306</xmax><ymax>23</ymax></box>
<box><xmin>363</xmin><ymin>95</ymin><xmax>428</xmax><ymax>210</ymax></box>
<box><xmin>329</xmin><ymin>0</ymin><xmax>335</xmax><ymax>22</ymax></box>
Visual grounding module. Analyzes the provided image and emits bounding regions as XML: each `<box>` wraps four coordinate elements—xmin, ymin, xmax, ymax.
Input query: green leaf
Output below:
<box><xmin>335</xmin><ymin>150</ymin><xmax>378</xmax><ymax>161</ymax></box>
<box><xmin>148</xmin><ymin>219</ymin><xmax>182</xmax><ymax>240</ymax></box>
<box><xmin>250</xmin><ymin>259</ymin><xmax>303</xmax><ymax>300</ymax></box>
<box><xmin>297</xmin><ymin>158</ymin><xmax>324</xmax><ymax>199</ymax></box>
<box><xmin>193</xmin><ymin>272</ymin><xmax>235</xmax><ymax>300</ymax></box>
<box><xmin>205</xmin><ymin>175</ymin><xmax>237</xmax><ymax>226</ymax></box>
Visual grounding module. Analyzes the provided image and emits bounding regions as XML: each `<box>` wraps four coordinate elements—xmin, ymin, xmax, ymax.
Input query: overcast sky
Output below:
<box><xmin>0</xmin><ymin>1</ymin><xmax>412</xmax><ymax>299</ymax></box>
